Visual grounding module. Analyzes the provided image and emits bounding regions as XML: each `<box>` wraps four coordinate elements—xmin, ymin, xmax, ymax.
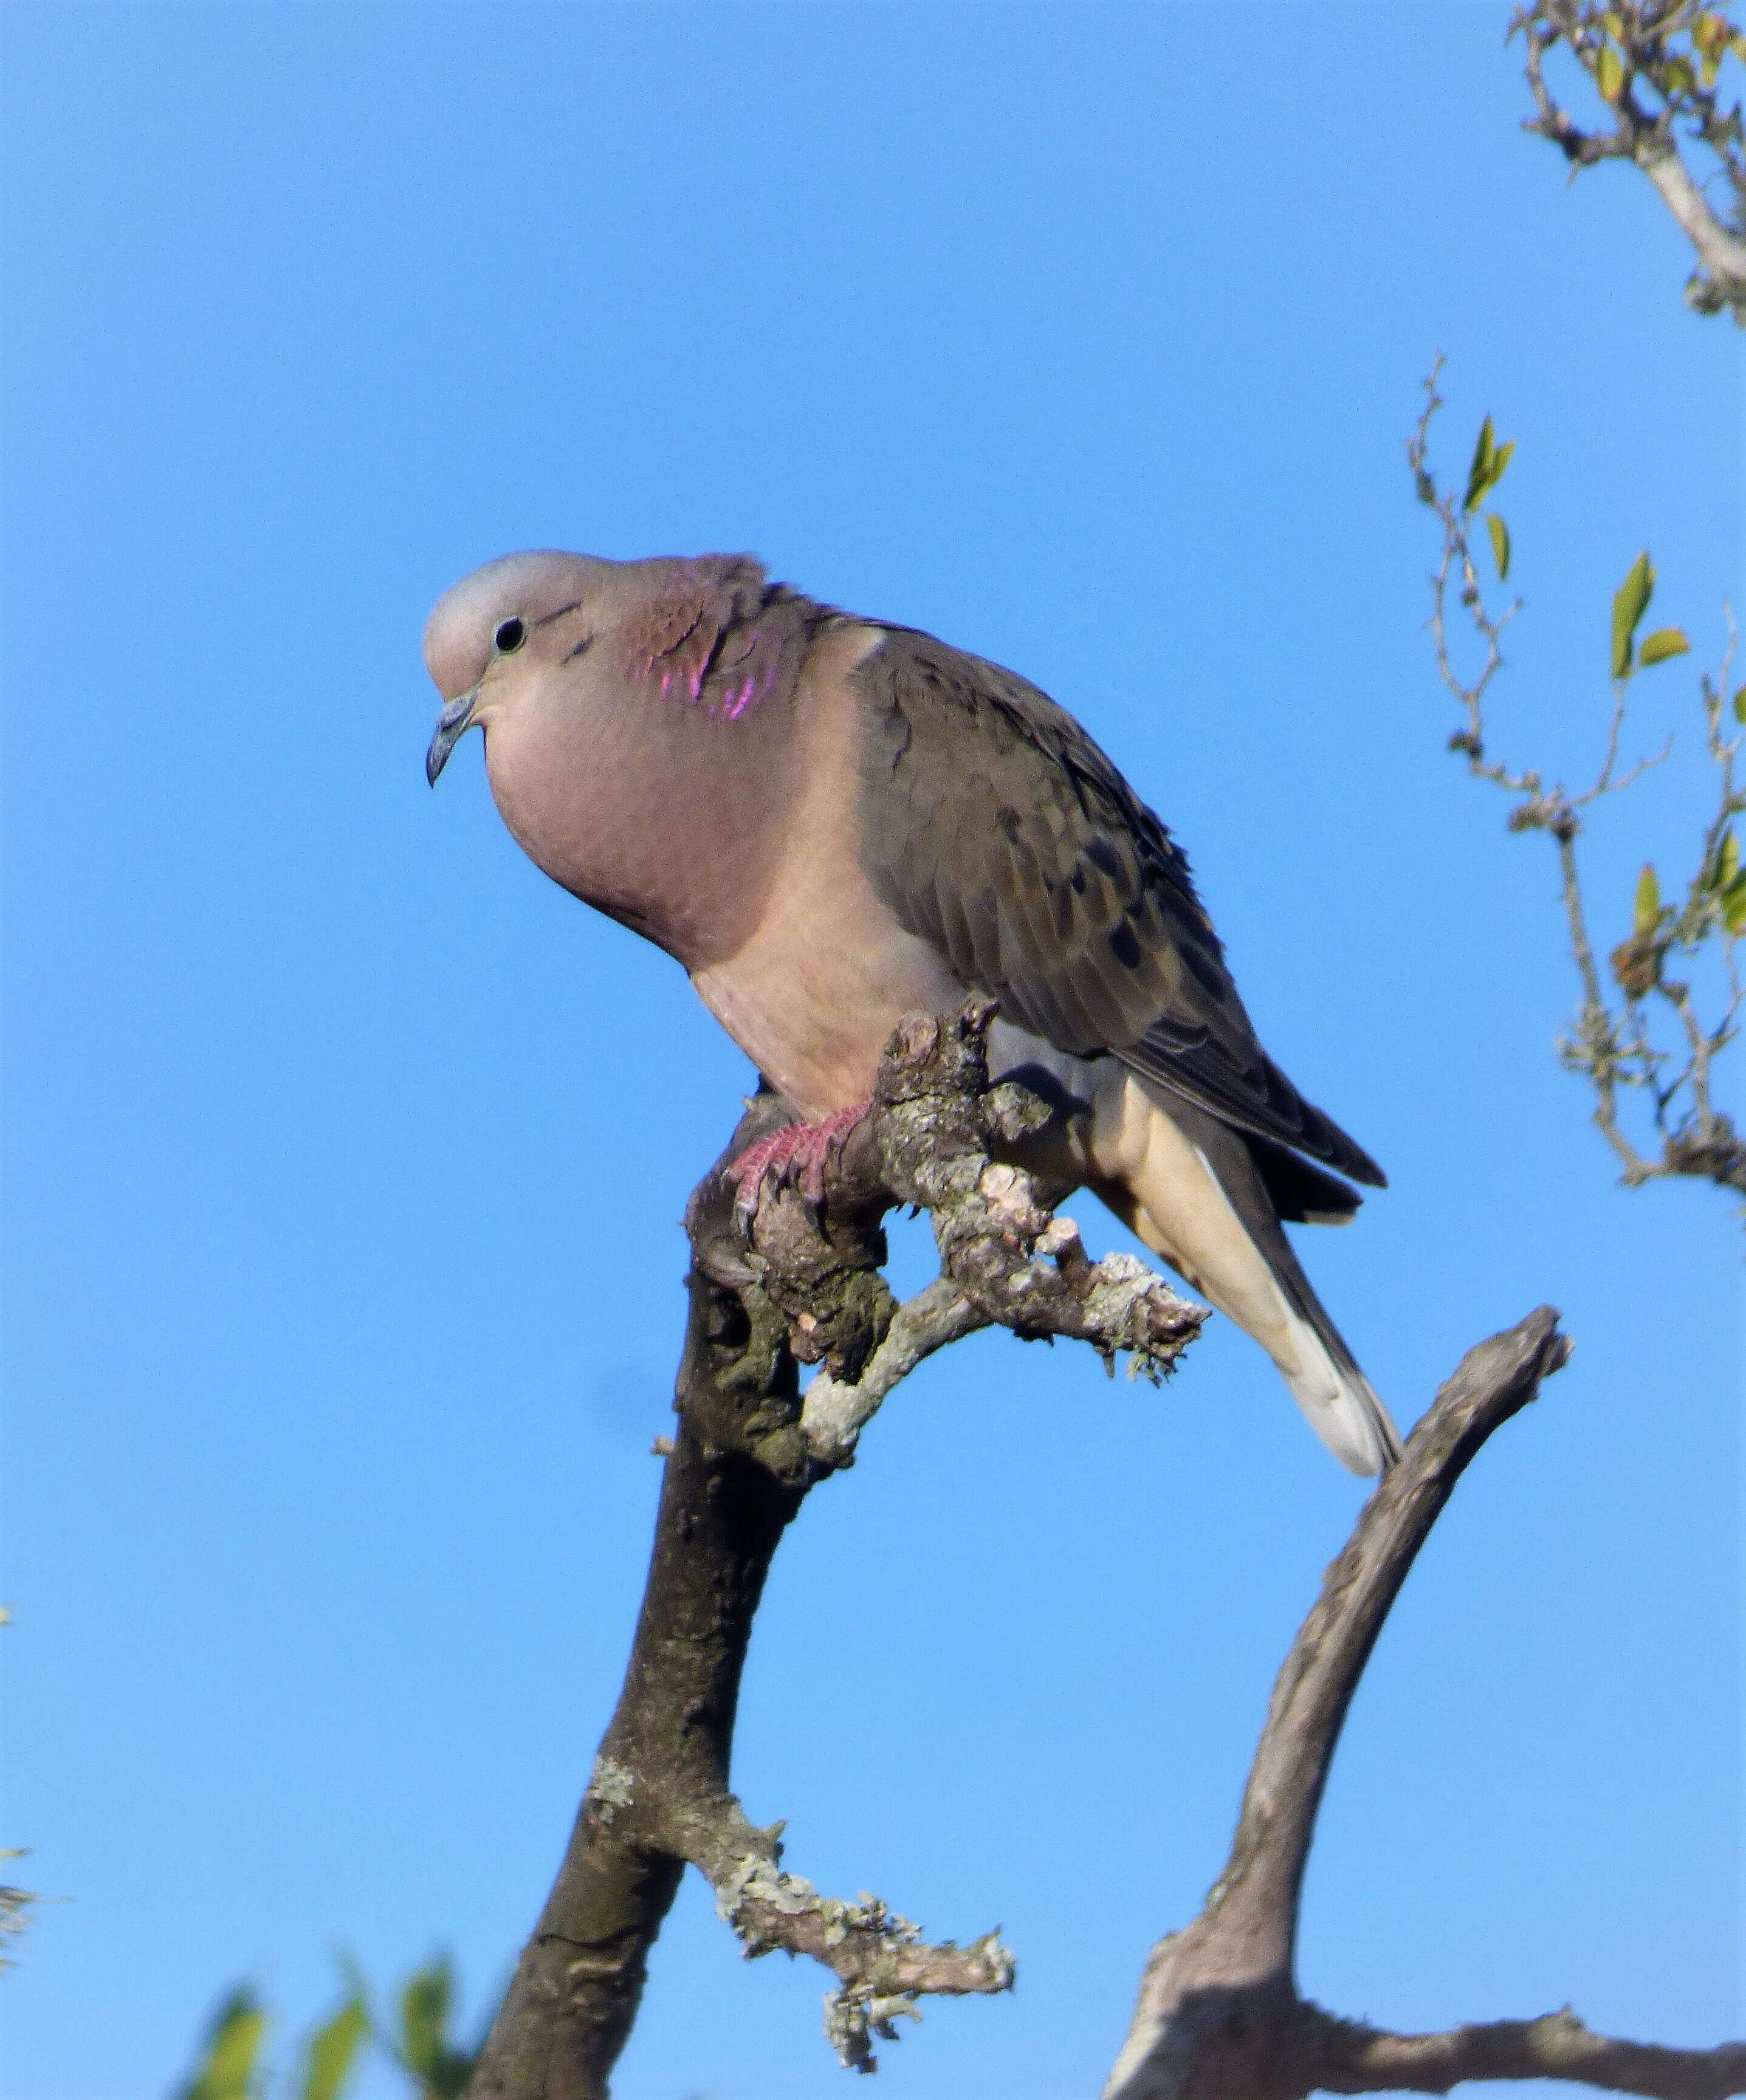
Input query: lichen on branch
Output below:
<box><xmin>469</xmin><ymin>1001</ymin><xmax>1200</xmax><ymax>2096</ymax></box>
<box><xmin>675</xmin><ymin>1797</ymin><xmax>1016</xmax><ymax>2074</ymax></box>
<box><xmin>778</xmin><ymin>1003</ymin><xmax>1205</xmax><ymax>1467</ymax></box>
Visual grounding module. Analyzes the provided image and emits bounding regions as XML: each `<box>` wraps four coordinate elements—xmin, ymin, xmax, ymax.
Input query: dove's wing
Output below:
<box><xmin>851</xmin><ymin>627</ymin><xmax>1384</xmax><ymax>1187</ymax></box>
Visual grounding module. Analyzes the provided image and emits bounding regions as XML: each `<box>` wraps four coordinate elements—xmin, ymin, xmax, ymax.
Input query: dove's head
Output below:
<box><xmin>422</xmin><ymin>550</ymin><xmax>615</xmax><ymax>785</ymax></box>
<box><xmin>422</xmin><ymin>547</ymin><xmax>785</xmax><ymax>785</ymax></box>
<box><xmin>422</xmin><ymin>546</ymin><xmax>802</xmax><ymax>969</ymax></box>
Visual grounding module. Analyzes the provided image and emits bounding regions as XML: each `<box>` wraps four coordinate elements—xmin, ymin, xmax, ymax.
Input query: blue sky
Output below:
<box><xmin>2</xmin><ymin>4</ymin><xmax>1739</xmax><ymax>2097</ymax></box>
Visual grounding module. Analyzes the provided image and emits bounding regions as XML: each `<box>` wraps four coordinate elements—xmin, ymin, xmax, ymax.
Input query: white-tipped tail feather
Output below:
<box><xmin>1270</xmin><ymin>1327</ymin><xmax>1400</xmax><ymax>1478</ymax></box>
<box><xmin>1090</xmin><ymin>1071</ymin><xmax>1403</xmax><ymax>1477</ymax></box>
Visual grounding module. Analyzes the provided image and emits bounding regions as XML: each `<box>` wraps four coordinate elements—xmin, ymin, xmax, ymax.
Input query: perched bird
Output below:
<box><xmin>425</xmin><ymin>551</ymin><xmax>1401</xmax><ymax>1474</ymax></box>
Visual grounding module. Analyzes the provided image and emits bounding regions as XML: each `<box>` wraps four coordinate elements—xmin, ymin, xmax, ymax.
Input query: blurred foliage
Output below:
<box><xmin>0</xmin><ymin>1610</ymin><xmax>32</xmax><ymax>1972</ymax></box>
<box><xmin>390</xmin><ymin>1958</ymin><xmax>479</xmax><ymax>2099</ymax></box>
<box><xmin>1</xmin><ymin>1849</ymin><xmax>40</xmax><ymax>1971</ymax></box>
<box><xmin>170</xmin><ymin>1958</ymin><xmax>486</xmax><ymax>2100</ymax></box>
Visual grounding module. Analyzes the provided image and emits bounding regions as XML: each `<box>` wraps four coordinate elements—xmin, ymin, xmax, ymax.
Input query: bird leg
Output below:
<box><xmin>729</xmin><ymin>1102</ymin><xmax>870</xmax><ymax>1220</ymax></box>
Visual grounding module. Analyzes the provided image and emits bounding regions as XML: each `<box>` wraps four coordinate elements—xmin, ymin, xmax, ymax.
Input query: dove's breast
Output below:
<box><xmin>690</xmin><ymin>623</ymin><xmax>965</xmax><ymax>1117</ymax></box>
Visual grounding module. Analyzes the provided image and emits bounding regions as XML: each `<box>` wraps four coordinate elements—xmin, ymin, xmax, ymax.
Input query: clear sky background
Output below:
<box><xmin>2</xmin><ymin>5</ymin><xmax>1740</xmax><ymax>2097</ymax></box>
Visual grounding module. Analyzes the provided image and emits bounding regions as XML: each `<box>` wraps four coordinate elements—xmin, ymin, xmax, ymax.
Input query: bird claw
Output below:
<box><xmin>729</xmin><ymin>1105</ymin><xmax>870</xmax><ymax>1230</ymax></box>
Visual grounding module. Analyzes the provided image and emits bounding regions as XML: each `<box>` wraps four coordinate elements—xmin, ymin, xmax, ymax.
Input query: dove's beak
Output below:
<box><xmin>425</xmin><ymin>685</ymin><xmax>481</xmax><ymax>786</ymax></box>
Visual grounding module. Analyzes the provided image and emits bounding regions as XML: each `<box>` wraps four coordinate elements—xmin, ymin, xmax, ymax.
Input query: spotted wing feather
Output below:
<box><xmin>851</xmin><ymin>628</ymin><xmax>1384</xmax><ymax>1187</ymax></box>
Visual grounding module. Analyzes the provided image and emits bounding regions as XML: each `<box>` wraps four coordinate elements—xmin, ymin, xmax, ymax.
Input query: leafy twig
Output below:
<box><xmin>1512</xmin><ymin>0</ymin><xmax>1746</xmax><ymax>319</ymax></box>
<box><xmin>1409</xmin><ymin>366</ymin><xmax>1746</xmax><ymax>1200</ymax></box>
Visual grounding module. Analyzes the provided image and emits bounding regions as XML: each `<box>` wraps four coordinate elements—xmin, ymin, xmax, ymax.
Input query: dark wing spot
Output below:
<box><xmin>1181</xmin><ymin>936</ymin><xmax>1234</xmax><ymax>1001</ymax></box>
<box><xmin>1109</xmin><ymin>919</ymin><xmax>1144</xmax><ymax>970</ymax></box>
<box><xmin>1084</xmin><ymin>836</ymin><xmax>1124</xmax><ymax>880</ymax></box>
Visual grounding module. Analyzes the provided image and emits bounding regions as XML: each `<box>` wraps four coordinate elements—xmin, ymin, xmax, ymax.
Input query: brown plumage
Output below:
<box><xmin>425</xmin><ymin>549</ymin><xmax>1401</xmax><ymax>1474</ymax></box>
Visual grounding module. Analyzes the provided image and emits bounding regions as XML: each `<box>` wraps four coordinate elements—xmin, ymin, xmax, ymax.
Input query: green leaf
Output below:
<box><xmin>1486</xmin><ymin>511</ymin><xmax>1511</xmax><ymax>581</ymax></box>
<box><xmin>1637</xmin><ymin>626</ymin><xmax>1689</xmax><ymax>666</ymax></box>
<box><xmin>1596</xmin><ymin>42</ymin><xmax>1626</xmax><ymax>100</ymax></box>
<box><xmin>298</xmin><ymin>1997</ymin><xmax>368</xmax><ymax>2100</ymax></box>
<box><xmin>1610</xmin><ymin>551</ymin><xmax>1655</xmax><ymax>678</ymax></box>
<box><xmin>1724</xmin><ymin>872</ymin><xmax>1746</xmax><ymax>935</ymax></box>
<box><xmin>1634</xmin><ymin>862</ymin><xmax>1662</xmax><ymax>934</ymax></box>
<box><xmin>401</xmin><ymin>1961</ymin><xmax>452</xmax><ymax>2079</ymax></box>
<box><xmin>396</xmin><ymin>1958</ymin><xmax>475</xmax><ymax>2100</ymax></box>
<box><xmin>177</xmin><ymin>1989</ymin><xmax>268</xmax><ymax>2100</ymax></box>
<box><xmin>1462</xmin><ymin>417</ymin><xmax>1493</xmax><ymax>513</ymax></box>
<box><xmin>1462</xmin><ymin>415</ymin><xmax>1515</xmax><ymax>514</ymax></box>
<box><xmin>1487</xmin><ymin>442</ymin><xmax>1513</xmax><ymax>496</ymax></box>
<box><xmin>1733</xmin><ymin>685</ymin><xmax>1746</xmax><ymax>724</ymax></box>
<box><xmin>1711</xmin><ymin>828</ymin><xmax>1741</xmax><ymax>893</ymax></box>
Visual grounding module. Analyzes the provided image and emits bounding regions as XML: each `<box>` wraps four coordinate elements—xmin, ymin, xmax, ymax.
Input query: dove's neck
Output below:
<box><xmin>483</xmin><ymin>620</ymin><xmax>881</xmax><ymax>976</ymax></box>
<box><xmin>481</xmin><ymin>682</ymin><xmax>785</xmax><ymax>972</ymax></box>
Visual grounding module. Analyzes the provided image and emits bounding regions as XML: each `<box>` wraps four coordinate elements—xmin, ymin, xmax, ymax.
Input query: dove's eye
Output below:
<box><xmin>494</xmin><ymin>617</ymin><xmax>527</xmax><ymax>654</ymax></box>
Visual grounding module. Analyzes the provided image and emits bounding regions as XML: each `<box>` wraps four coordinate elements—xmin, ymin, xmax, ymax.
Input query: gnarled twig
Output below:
<box><xmin>798</xmin><ymin>1006</ymin><xmax>1203</xmax><ymax>1466</ymax></box>
<box><xmin>469</xmin><ymin>1004</ymin><xmax>1201</xmax><ymax>2096</ymax></box>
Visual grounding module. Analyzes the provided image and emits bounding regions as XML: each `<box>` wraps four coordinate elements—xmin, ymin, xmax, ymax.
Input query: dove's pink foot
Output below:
<box><xmin>730</xmin><ymin>1103</ymin><xmax>870</xmax><ymax>1215</ymax></box>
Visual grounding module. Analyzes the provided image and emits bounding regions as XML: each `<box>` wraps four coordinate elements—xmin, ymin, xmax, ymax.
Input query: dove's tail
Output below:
<box><xmin>1095</xmin><ymin>1073</ymin><xmax>1403</xmax><ymax>1477</ymax></box>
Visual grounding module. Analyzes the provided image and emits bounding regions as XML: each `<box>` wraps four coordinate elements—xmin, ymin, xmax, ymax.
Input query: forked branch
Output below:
<box><xmin>468</xmin><ymin>1003</ymin><xmax>1201</xmax><ymax>2097</ymax></box>
<box><xmin>1106</xmin><ymin>1308</ymin><xmax>1744</xmax><ymax>2100</ymax></box>
<box><xmin>1513</xmin><ymin>0</ymin><xmax>1746</xmax><ymax>319</ymax></box>
<box><xmin>466</xmin><ymin>1014</ymin><xmax>1739</xmax><ymax>2100</ymax></box>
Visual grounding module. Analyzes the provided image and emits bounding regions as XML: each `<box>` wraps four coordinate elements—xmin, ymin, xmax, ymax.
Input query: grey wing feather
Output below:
<box><xmin>852</xmin><ymin>627</ymin><xmax>1385</xmax><ymax>1189</ymax></box>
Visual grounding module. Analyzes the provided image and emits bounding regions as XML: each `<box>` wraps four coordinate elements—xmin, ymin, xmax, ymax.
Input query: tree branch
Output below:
<box><xmin>676</xmin><ymin>1795</ymin><xmax>1016</xmax><ymax>2074</ymax></box>
<box><xmin>1099</xmin><ymin>1308</ymin><xmax>1740</xmax><ymax>2100</ymax></box>
<box><xmin>799</xmin><ymin>1006</ymin><xmax>1203</xmax><ymax>1467</ymax></box>
<box><xmin>467</xmin><ymin>1089</ymin><xmax>809</xmax><ymax>2100</ymax></box>
<box><xmin>1308</xmin><ymin>2006</ymin><xmax>1746</xmax><ymax>2100</ymax></box>
<box><xmin>1104</xmin><ymin>1308</ymin><xmax>1746</xmax><ymax>2099</ymax></box>
<box><xmin>469</xmin><ymin>1003</ymin><xmax>1201</xmax><ymax>2096</ymax></box>
<box><xmin>1208</xmin><ymin>1311</ymin><xmax>1574</xmax><ymax>1982</ymax></box>
<box><xmin>1514</xmin><ymin>1</ymin><xmax>1746</xmax><ymax>321</ymax></box>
